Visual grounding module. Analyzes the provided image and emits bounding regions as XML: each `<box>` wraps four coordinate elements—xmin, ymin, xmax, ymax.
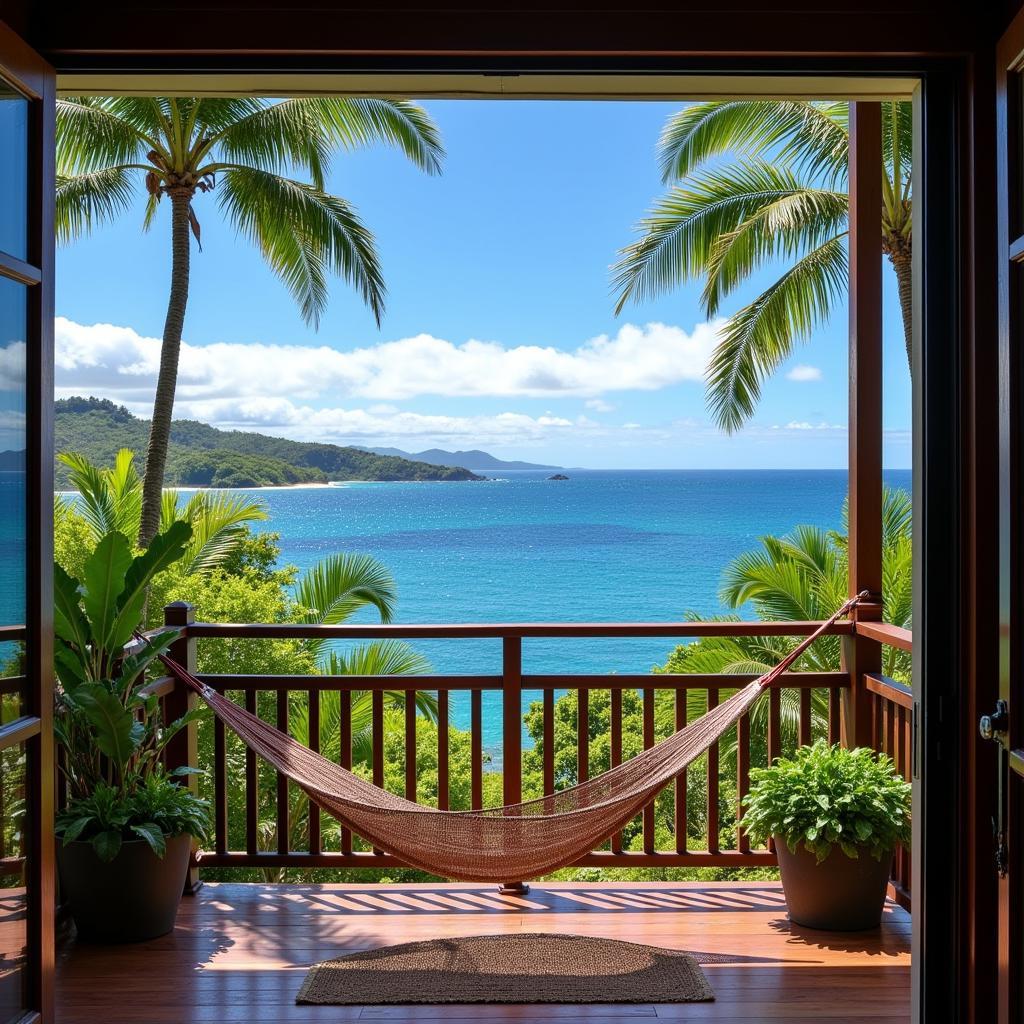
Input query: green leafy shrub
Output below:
<box><xmin>56</xmin><ymin>775</ymin><xmax>210</xmax><ymax>862</ymax></box>
<box><xmin>53</xmin><ymin>523</ymin><xmax>212</xmax><ymax>861</ymax></box>
<box><xmin>741</xmin><ymin>740</ymin><xmax>911</xmax><ymax>863</ymax></box>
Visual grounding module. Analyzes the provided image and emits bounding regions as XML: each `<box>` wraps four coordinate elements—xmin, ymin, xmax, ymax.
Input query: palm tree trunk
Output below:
<box><xmin>139</xmin><ymin>189</ymin><xmax>192</xmax><ymax>548</ymax></box>
<box><xmin>888</xmin><ymin>248</ymin><xmax>914</xmax><ymax>373</ymax></box>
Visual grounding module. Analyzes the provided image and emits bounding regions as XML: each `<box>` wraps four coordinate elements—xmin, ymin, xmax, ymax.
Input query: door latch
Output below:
<box><xmin>979</xmin><ymin>699</ymin><xmax>1009</xmax><ymax>744</ymax></box>
<box><xmin>980</xmin><ymin>700</ymin><xmax>1010</xmax><ymax>877</ymax></box>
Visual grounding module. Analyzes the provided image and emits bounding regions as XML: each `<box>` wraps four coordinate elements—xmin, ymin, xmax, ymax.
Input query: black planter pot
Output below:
<box><xmin>774</xmin><ymin>836</ymin><xmax>893</xmax><ymax>931</ymax></box>
<box><xmin>57</xmin><ymin>833</ymin><xmax>191</xmax><ymax>943</ymax></box>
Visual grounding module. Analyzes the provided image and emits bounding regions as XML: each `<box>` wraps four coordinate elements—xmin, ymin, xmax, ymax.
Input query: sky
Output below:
<box><xmin>52</xmin><ymin>99</ymin><xmax>912</xmax><ymax>469</ymax></box>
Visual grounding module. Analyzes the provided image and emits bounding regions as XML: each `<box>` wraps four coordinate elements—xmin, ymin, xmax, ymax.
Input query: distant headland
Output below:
<box><xmin>53</xmin><ymin>397</ymin><xmax>484</xmax><ymax>488</ymax></box>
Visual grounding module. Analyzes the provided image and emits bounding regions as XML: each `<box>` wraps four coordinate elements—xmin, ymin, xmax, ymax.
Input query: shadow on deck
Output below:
<box><xmin>56</xmin><ymin>880</ymin><xmax>911</xmax><ymax>1023</ymax></box>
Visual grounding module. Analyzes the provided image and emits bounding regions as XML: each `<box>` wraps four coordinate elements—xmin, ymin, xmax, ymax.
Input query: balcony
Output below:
<box><xmin>56</xmin><ymin>611</ymin><xmax>913</xmax><ymax>1022</ymax></box>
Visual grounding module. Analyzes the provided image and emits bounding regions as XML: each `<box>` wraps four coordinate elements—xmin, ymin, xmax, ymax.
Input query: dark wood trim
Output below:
<box><xmin>194</xmin><ymin>849</ymin><xmax>780</xmax><ymax>871</ymax></box>
<box><xmin>185</xmin><ymin>620</ymin><xmax>856</xmax><ymax>639</ymax></box>
<box><xmin>996</xmin><ymin>10</ymin><xmax>1024</xmax><ymax>1023</ymax></box>
<box><xmin>843</xmin><ymin>100</ymin><xmax>884</xmax><ymax>751</ymax></box>
<box><xmin>0</xmin><ymin>252</ymin><xmax>40</xmax><ymax>286</ymax></box>
<box><xmin>912</xmin><ymin>64</ymin><xmax>966</xmax><ymax>1024</ymax></box>
<box><xmin>865</xmin><ymin>674</ymin><xmax>915</xmax><ymax>711</ymax></box>
<box><xmin>196</xmin><ymin>670</ymin><xmax>848</xmax><ymax>692</ymax></box>
<box><xmin>856</xmin><ymin>621</ymin><xmax>915</xmax><ymax>651</ymax></box>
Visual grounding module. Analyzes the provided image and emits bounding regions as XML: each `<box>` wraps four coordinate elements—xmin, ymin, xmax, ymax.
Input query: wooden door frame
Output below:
<box><xmin>996</xmin><ymin>10</ymin><xmax>1024</xmax><ymax>1023</ymax></box>
<box><xmin>1</xmin><ymin>19</ymin><xmax>1000</xmax><ymax>1018</ymax></box>
<box><xmin>0</xmin><ymin>18</ymin><xmax>54</xmax><ymax>1024</ymax></box>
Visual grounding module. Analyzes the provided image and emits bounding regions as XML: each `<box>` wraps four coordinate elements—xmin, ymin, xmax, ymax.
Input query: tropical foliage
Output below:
<box><xmin>56</xmin><ymin>96</ymin><xmax>445</xmax><ymax>544</ymax></box>
<box><xmin>613</xmin><ymin>101</ymin><xmax>913</xmax><ymax>432</ymax></box>
<box><xmin>742</xmin><ymin>740</ymin><xmax>911</xmax><ymax>862</ymax></box>
<box><xmin>52</xmin><ymin>521</ymin><xmax>212</xmax><ymax>861</ymax></box>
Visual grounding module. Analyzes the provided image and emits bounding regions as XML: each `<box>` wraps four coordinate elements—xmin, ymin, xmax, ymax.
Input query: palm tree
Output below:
<box><xmin>612</xmin><ymin>101</ymin><xmax>912</xmax><ymax>432</ymax></box>
<box><xmin>662</xmin><ymin>487</ymin><xmax>913</xmax><ymax>755</ymax></box>
<box><xmin>55</xmin><ymin>96</ymin><xmax>445</xmax><ymax>546</ymax></box>
<box><xmin>56</xmin><ymin>449</ymin><xmax>267</xmax><ymax>575</ymax></box>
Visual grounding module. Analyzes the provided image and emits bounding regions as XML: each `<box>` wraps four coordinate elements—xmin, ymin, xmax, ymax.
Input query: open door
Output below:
<box><xmin>0</xmin><ymin>19</ymin><xmax>54</xmax><ymax>1024</ymax></box>
<box><xmin>996</xmin><ymin>11</ymin><xmax>1024</xmax><ymax>1024</ymax></box>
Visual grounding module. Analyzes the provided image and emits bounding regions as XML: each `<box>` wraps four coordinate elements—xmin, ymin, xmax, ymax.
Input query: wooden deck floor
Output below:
<box><xmin>55</xmin><ymin>881</ymin><xmax>911</xmax><ymax>1023</ymax></box>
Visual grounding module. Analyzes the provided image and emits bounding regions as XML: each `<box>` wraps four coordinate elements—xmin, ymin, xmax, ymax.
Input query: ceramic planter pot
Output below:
<box><xmin>57</xmin><ymin>833</ymin><xmax>191</xmax><ymax>942</ymax></box>
<box><xmin>774</xmin><ymin>836</ymin><xmax>893</xmax><ymax>930</ymax></box>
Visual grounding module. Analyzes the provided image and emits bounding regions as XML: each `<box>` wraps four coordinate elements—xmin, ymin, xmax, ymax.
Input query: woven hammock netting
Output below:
<box><xmin>159</xmin><ymin>595</ymin><xmax>863</xmax><ymax>883</ymax></box>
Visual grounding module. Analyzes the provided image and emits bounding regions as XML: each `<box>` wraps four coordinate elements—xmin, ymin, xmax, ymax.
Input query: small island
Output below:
<box><xmin>548</xmin><ymin>473</ymin><xmax>570</xmax><ymax>481</ymax></box>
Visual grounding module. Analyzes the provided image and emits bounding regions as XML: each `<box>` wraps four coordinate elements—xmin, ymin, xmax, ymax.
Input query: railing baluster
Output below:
<box><xmin>502</xmin><ymin>638</ymin><xmax>522</xmax><ymax>809</ymax></box>
<box><xmin>372</xmin><ymin>689</ymin><xmax>384</xmax><ymax>854</ymax></box>
<box><xmin>610</xmin><ymin>688</ymin><xmax>622</xmax><ymax>852</ymax></box>
<box><xmin>642</xmin><ymin>687</ymin><xmax>656</xmax><ymax>855</ymax></box>
<box><xmin>768</xmin><ymin>686</ymin><xmax>781</xmax><ymax>764</ymax></box>
<box><xmin>737</xmin><ymin>711</ymin><xmax>750</xmax><ymax>854</ymax></box>
<box><xmin>799</xmin><ymin>687</ymin><xmax>812</xmax><ymax>748</ymax></box>
<box><xmin>308</xmin><ymin>689</ymin><xmax>320</xmax><ymax>855</ymax></box>
<box><xmin>437</xmin><ymin>690</ymin><xmax>449</xmax><ymax>811</ymax></box>
<box><xmin>706</xmin><ymin>687</ymin><xmax>719</xmax><ymax>855</ymax></box>
<box><xmin>244</xmin><ymin>689</ymin><xmax>258</xmax><ymax>856</ymax></box>
<box><xmin>471</xmin><ymin>689</ymin><xmax>482</xmax><ymax>810</ymax></box>
<box><xmin>339</xmin><ymin>690</ymin><xmax>352</xmax><ymax>854</ymax></box>
<box><xmin>405</xmin><ymin>689</ymin><xmax>417</xmax><ymax>803</ymax></box>
<box><xmin>214</xmin><ymin>713</ymin><xmax>227</xmax><ymax>854</ymax></box>
<box><xmin>542</xmin><ymin>688</ymin><xmax>554</xmax><ymax>797</ymax></box>
<box><xmin>578</xmin><ymin>688</ymin><xmax>589</xmax><ymax>783</ymax></box>
<box><xmin>276</xmin><ymin>690</ymin><xmax>289</xmax><ymax>856</ymax></box>
<box><xmin>829</xmin><ymin>686</ymin><xmax>841</xmax><ymax>744</ymax></box>
<box><xmin>675</xmin><ymin>688</ymin><xmax>687</xmax><ymax>854</ymax></box>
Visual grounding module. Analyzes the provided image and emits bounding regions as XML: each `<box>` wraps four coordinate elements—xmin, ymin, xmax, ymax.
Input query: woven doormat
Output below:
<box><xmin>296</xmin><ymin>932</ymin><xmax>715</xmax><ymax>1005</ymax></box>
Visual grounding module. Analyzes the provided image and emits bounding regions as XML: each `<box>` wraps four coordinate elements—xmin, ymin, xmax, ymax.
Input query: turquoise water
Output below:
<box><xmin>247</xmin><ymin>469</ymin><xmax>911</xmax><ymax>750</ymax></box>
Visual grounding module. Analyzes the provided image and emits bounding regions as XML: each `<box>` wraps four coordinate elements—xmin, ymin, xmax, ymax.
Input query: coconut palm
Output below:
<box><xmin>55</xmin><ymin>96</ymin><xmax>445</xmax><ymax>546</ymax></box>
<box><xmin>56</xmin><ymin>449</ymin><xmax>267</xmax><ymax>575</ymax></box>
<box><xmin>662</xmin><ymin>487</ymin><xmax>913</xmax><ymax>756</ymax></box>
<box><xmin>613</xmin><ymin>101</ymin><xmax>912</xmax><ymax>432</ymax></box>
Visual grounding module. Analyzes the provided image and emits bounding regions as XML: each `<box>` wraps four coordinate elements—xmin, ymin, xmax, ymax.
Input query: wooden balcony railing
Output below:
<box><xmin>150</xmin><ymin>606</ymin><xmax>913</xmax><ymax>903</ymax></box>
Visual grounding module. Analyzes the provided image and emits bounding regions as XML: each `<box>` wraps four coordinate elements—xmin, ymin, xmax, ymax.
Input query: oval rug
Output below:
<box><xmin>296</xmin><ymin>931</ymin><xmax>715</xmax><ymax>1004</ymax></box>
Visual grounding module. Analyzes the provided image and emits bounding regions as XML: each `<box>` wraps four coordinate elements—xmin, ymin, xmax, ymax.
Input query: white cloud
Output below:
<box><xmin>786</xmin><ymin>364</ymin><xmax>823</xmax><ymax>382</ymax></box>
<box><xmin>0</xmin><ymin>342</ymin><xmax>26</xmax><ymax>391</ymax></box>
<box><xmin>585</xmin><ymin>398</ymin><xmax>615</xmax><ymax>413</ymax></box>
<box><xmin>54</xmin><ymin>317</ymin><xmax>722</xmax><ymax>405</ymax></box>
<box><xmin>779</xmin><ymin>420</ymin><xmax>845</xmax><ymax>431</ymax></box>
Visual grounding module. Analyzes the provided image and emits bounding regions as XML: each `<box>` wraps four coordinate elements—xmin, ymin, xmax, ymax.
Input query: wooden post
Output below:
<box><xmin>844</xmin><ymin>101</ymin><xmax>884</xmax><ymax>750</ymax></box>
<box><xmin>163</xmin><ymin>602</ymin><xmax>202</xmax><ymax>894</ymax></box>
<box><xmin>499</xmin><ymin>636</ymin><xmax>528</xmax><ymax>895</ymax></box>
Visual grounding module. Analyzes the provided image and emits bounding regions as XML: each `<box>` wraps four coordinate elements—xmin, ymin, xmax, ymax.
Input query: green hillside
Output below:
<box><xmin>54</xmin><ymin>397</ymin><xmax>482</xmax><ymax>488</ymax></box>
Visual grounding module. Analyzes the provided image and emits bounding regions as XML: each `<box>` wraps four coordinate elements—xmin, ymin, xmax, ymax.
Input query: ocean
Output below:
<box><xmin>24</xmin><ymin>468</ymin><xmax>911</xmax><ymax>754</ymax></box>
<box><xmin>245</xmin><ymin>469</ymin><xmax>912</xmax><ymax>751</ymax></box>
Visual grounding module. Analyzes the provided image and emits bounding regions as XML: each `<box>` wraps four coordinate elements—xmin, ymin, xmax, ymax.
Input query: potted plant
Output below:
<box><xmin>53</xmin><ymin>522</ymin><xmax>211</xmax><ymax>942</ymax></box>
<box><xmin>741</xmin><ymin>740</ymin><xmax>911</xmax><ymax>931</ymax></box>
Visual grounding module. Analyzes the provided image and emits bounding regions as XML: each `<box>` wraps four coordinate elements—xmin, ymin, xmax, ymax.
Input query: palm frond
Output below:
<box><xmin>658</xmin><ymin>100</ymin><xmax>848</xmax><ymax>185</ymax></box>
<box><xmin>57</xmin><ymin>450</ymin><xmax>139</xmax><ymax>540</ymax></box>
<box><xmin>700</xmin><ymin>168</ymin><xmax>847</xmax><ymax>315</ymax></box>
<box><xmin>56</xmin><ymin>98</ymin><xmax>152</xmax><ymax>175</ymax></box>
<box><xmin>706</xmin><ymin>234</ymin><xmax>848</xmax><ymax>433</ymax></box>
<box><xmin>218</xmin><ymin>166</ymin><xmax>385</xmax><ymax>327</ymax></box>
<box><xmin>55</xmin><ymin>168</ymin><xmax>137</xmax><ymax>244</ymax></box>
<box><xmin>177</xmin><ymin>491</ymin><xmax>269</xmax><ymax>575</ymax></box>
<box><xmin>294</xmin><ymin>553</ymin><xmax>398</xmax><ymax>637</ymax></box>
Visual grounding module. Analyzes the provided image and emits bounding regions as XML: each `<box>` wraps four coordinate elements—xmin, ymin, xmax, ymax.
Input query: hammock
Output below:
<box><xmin>156</xmin><ymin>595</ymin><xmax>864</xmax><ymax>883</ymax></box>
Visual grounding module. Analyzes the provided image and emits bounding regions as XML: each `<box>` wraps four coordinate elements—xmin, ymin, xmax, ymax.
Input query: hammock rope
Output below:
<box><xmin>152</xmin><ymin>593</ymin><xmax>867</xmax><ymax>882</ymax></box>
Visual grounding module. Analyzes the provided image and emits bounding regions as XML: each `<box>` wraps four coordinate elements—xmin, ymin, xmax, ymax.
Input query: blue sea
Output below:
<box><xmin>19</xmin><ymin>469</ymin><xmax>912</xmax><ymax>754</ymax></box>
<box><xmin>243</xmin><ymin>469</ymin><xmax>911</xmax><ymax>751</ymax></box>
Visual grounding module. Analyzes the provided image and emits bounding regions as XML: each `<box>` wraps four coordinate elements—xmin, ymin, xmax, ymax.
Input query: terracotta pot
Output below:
<box><xmin>57</xmin><ymin>833</ymin><xmax>191</xmax><ymax>943</ymax></box>
<box><xmin>774</xmin><ymin>836</ymin><xmax>893</xmax><ymax>931</ymax></box>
